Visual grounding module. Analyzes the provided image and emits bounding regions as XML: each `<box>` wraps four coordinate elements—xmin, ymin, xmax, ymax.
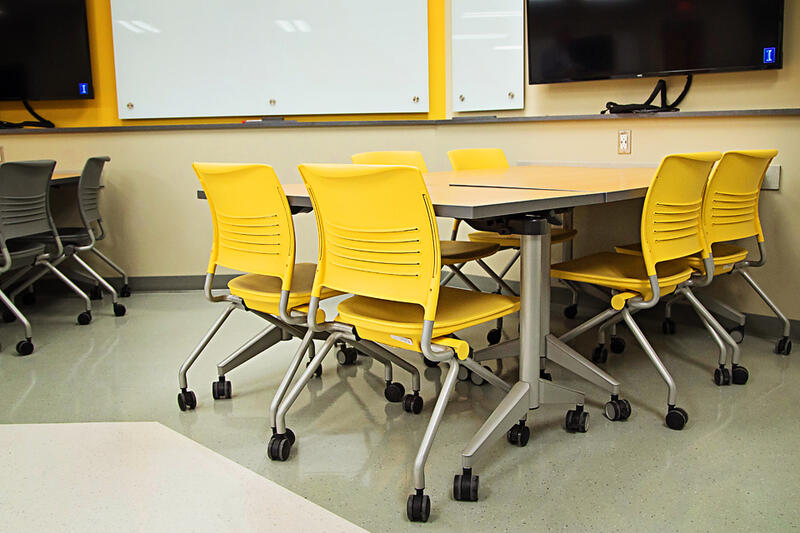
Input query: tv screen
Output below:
<box><xmin>528</xmin><ymin>0</ymin><xmax>784</xmax><ymax>85</ymax></box>
<box><xmin>0</xmin><ymin>0</ymin><xmax>94</xmax><ymax>100</ymax></box>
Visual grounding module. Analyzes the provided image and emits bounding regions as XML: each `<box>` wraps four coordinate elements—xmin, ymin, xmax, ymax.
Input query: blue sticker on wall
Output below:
<box><xmin>763</xmin><ymin>47</ymin><xmax>776</xmax><ymax>64</ymax></box>
<box><xmin>79</xmin><ymin>83</ymin><xmax>89</xmax><ymax>95</ymax></box>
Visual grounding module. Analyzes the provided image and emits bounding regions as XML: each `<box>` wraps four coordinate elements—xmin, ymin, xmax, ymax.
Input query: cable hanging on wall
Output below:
<box><xmin>601</xmin><ymin>75</ymin><xmax>693</xmax><ymax>115</ymax></box>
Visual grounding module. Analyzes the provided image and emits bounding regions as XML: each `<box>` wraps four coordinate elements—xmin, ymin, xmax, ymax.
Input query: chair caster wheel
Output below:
<box><xmin>306</xmin><ymin>361</ymin><xmax>322</xmax><ymax>377</ymax></box>
<box><xmin>402</xmin><ymin>393</ymin><xmax>423</xmax><ymax>414</ymax></box>
<box><xmin>604</xmin><ymin>398</ymin><xmax>631</xmax><ymax>421</ymax></box>
<box><xmin>212</xmin><ymin>377</ymin><xmax>232</xmax><ymax>399</ymax></box>
<box><xmin>469</xmin><ymin>365</ymin><xmax>492</xmax><ymax>386</ymax></box>
<box><xmin>177</xmin><ymin>389</ymin><xmax>196</xmax><ymax>411</ymax></box>
<box><xmin>120</xmin><ymin>284</ymin><xmax>132</xmax><ymax>298</ymax></box>
<box><xmin>423</xmin><ymin>356</ymin><xmax>439</xmax><ymax>368</ymax></box>
<box><xmin>89</xmin><ymin>286</ymin><xmax>103</xmax><ymax>300</ymax></box>
<box><xmin>506</xmin><ymin>422</ymin><xmax>530</xmax><ymax>447</ymax></box>
<box><xmin>539</xmin><ymin>369</ymin><xmax>552</xmax><ymax>381</ymax></box>
<box><xmin>666</xmin><ymin>406</ymin><xmax>688</xmax><ymax>430</ymax></box>
<box><xmin>77</xmin><ymin>311</ymin><xmax>92</xmax><ymax>325</ymax></box>
<box><xmin>453</xmin><ymin>468</ymin><xmax>479</xmax><ymax>502</ymax></box>
<box><xmin>732</xmin><ymin>365</ymin><xmax>749</xmax><ymax>385</ymax></box>
<box><xmin>407</xmin><ymin>491</ymin><xmax>431</xmax><ymax>522</ymax></box>
<box><xmin>662</xmin><ymin>318</ymin><xmax>676</xmax><ymax>335</ymax></box>
<box><xmin>565</xmin><ymin>408</ymin><xmax>589</xmax><ymax>432</ymax></box>
<box><xmin>336</xmin><ymin>346</ymin><xmax>358</xmax><ymax>365</ymax></box>
<box><xmin>486</xmin><ymin>328</ymin><xmax>502</xmax><ymax>345</ymax></box>
<box><xmin>591</xmin><ymin>344</ymin><xmax>608</xmax><ymax>364</ymax></box>
<box><xmin>457</xmin><ymin>366</ymin><xmax>471</xmax><ymax>381</ymax></box>
<box><xmin>384</xmin><ymin>381</ymin><xmax>405</xmax><ymax>402</ymax></box>
<box><xmin>776</xmin><ymin>336</ymin><xmax>792</xmax><ymax>356</ymax></box>
<box><xmin>563</xmin><ymin>304</ymin><xmax>578</xmax><ymax>319</ymax></box>
<box><xmin>113</xmin><ymin>303</ymin><xmax>126</xmax><ymax>317</ymax></box>
<box><xmin>3</xmin><ymin>310</ymin><xmax>16</xmax><ymax>323</ymax></box>
<box><xmin>728</xmin><ymin>325</ymin><xmax>745</xmax><ymax>344</ymax></box>
<box><xmin>267</xmin><ymin>432</ymin><xmax>293</xmax><ymax>461</ymax></box>
<box><xmin>609</xmin><ymin>336</ymin><xmax>626</xmax><ymax>354</ymax></box>
<box><xmin>714</xmin><ymin>367</ymin><xmax>731</xmax><ymax>386</ymax></box>
<box><xmin>16</xmin><ymin>339</ymin><xmax>34</xmax><ymax>356</ymax></box>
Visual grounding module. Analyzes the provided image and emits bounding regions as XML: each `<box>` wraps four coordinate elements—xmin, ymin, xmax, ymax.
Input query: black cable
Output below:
<box><xmin>0</xmin><ymin>99</ymin><xmax>55</xmax><ymax>129</ymax></box>
<box><xmin>601</xmin><ymin>75</ymin><xmax>693</xmax><ymax>115</ymax></box>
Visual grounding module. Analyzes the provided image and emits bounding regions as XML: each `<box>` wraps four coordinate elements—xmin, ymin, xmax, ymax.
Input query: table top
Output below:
<box><xmin>52</xmin><ymin>171</ymin><xmax>80</xmax><ymax>185</ymax></box>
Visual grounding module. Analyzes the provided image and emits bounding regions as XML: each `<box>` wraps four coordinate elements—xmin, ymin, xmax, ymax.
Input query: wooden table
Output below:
<box><xmin>52</xmin><ymin>171</ymin><xmax>80</xmax><ymax>186</ymax></box>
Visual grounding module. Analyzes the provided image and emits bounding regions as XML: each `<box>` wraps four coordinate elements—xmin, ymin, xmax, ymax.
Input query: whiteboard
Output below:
<box><xmin>451</xmin><ymin>0</ymin><xmax>524</xmax><ymax>112</ymax></box>
<box><xmin>109</xmin><ymin>1</ymin><xmax>429</xmax><ymax>119</ymax></box>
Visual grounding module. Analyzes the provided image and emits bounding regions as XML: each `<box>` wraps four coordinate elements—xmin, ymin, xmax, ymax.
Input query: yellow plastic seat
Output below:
<box><xmin>439</xmin><ymin>240</ymin><xmax>499</xmax><ymax>265</ymax></box>
<box><xmin>469</xmin><ymin>227</ymin><xmax>577</xmax><ymax>248</ymax></box>
<box><xmin>614</xmin><ymin>242</ymin><xmax>748</xmax><ymax>275</ymax></box>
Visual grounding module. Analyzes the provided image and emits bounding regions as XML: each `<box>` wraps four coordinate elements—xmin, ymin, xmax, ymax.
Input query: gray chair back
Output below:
<box><xmin>78</xmin><ymin>156</ymin><xmax>110</xmax><ymax>228</ymax></box>
<box><xmin>0</xmin><ymin>160</ymin><xmax>57</xmax><ymax>242</ymax></box>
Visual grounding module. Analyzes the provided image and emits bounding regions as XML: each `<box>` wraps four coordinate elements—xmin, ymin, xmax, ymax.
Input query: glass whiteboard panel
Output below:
<box><xmin>110</xmin><ymin>0</ymin><xmax>429</xmax><ymax>119</ymax></box>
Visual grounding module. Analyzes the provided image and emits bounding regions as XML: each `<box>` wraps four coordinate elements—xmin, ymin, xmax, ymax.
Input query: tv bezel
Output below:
<box><xmin>527</xmin><ymin>0</ymin><xmax>785</xmax><ymax>85</ymax></box>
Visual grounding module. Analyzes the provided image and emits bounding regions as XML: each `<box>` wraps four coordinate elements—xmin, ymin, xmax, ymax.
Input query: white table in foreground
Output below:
<box><xmin>0</xmin><ymin>422</ymin><xmax>364</xmax><ymax>533</ymax></box>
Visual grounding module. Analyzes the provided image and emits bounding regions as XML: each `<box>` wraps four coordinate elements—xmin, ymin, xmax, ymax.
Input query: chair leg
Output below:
<box><xmin>39</xmin><ymin>261</ymin><xmax>93</xmax><ymax>323</ymax></box>
<box><xmin>0</xmin><ymin>288</ymin><xmax>34</xmax><ymax>355</ymax></box>
<box><xmin>620</xmin><ymin>307</ymin><xmax>688</xmax><ymax>430</ymax></box>
<box><xmin>269</xmin><ymin>329</ymin><xmax>317</xmax><ymax>430</ymax></box>
<box><xmin>90</xmin><ymin>248</ymin><xmax>130</xmax><ymax>296</ymax></box>
<box><xmin>448</xmin><ymin>264</ymin><xmax>482</xmax><ymax>292</ymax></box>
<box><xmin>72</xmin><ymin>253</ymin><xmax>120</xmax><ymax>303</ymax></box>
<box><xmin>177</xmin><ymin>304</ymin><xmax>235</xmax><ymax>411</ymax></box>
<box><xmin>407</xmin><ymin>359</ymin><xmax>461</xmax><ymax>522</ymax></box>
<box><xmin>475</xmin><ymin>259</ymin><xmax>518</xmax><ymax>296</ymax></box>
<box><xmin>737</xmin><ymin>269</ymin><xmax>792</xmax><ymax>354</ymax></box>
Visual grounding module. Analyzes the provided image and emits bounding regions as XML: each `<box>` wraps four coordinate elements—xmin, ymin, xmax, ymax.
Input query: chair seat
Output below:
<box><xmin>468</xmin><ymin>227</ymin><xmax>577</xmax><ymax>248</ymax></box>
<box><xmin>440</xmin><ymin>240</ymin><xmax>499</xmax><ymax>265</ymax></box>
<box><xmin>19</xmin><ymin>229</ymin><xmax>92</xmax><ymax>246</ymax></box>
<box><xmin>615</xmin><ymin>242</ymin><xmax>748</xmax><ymax>275</ymax></box>
<box><xmin>336</xmin><ymin>286</ymin><xmax>520</xmax><ymax>356</ymax></box>
<box><xmin>228</xmin><ymin>262</ymin><xmax>339</xmax><ymax>317</ymax></box>
<box><xmin>551</xmin><ymin>252</ymin><xmax>694</xmax><ymax>300</ymax></box>
<box><xmin>3</xmin><ymin>240</ymin><xmax>46</xmax><ymax>269</ymax></box>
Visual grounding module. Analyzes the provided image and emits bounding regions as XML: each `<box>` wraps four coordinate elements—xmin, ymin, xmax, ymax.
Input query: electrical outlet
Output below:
<box><xmin>762</xmin><ymin>164</ymin><xmax>781</xmax><ymax>190</ymax></box>
<box><xmin>618</xmin><ymin>130</ymin><xmax>631</xmax><ymax>155</ymax></box>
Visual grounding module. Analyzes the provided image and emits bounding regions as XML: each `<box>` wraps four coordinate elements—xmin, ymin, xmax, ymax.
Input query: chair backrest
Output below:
<box><xmin>77</xmin><ymin>156</ymin><xmax>111</xmax><ymax>227</ymax></box>
<box><xmin>701</xmin><ymin>149</ymin><xmax>777</xmax><ymax>245</ymax></box>
<box><xmin>639</xmin><ymin>152</ymin><xmax>721</xmax><ymax>276</ymax></box>
<box><xmin>192</xmin><ymin>163</ymin><xmax>296</xmax><ymax>289</ymax></box>
<box><xmin>351</xmin><ymin>151</ymin><xmax>428</xmax><ymax>172</ymax></box>
<box><xmin>447</xmin><ymin>148</ymin><xmax>509</xmax><ymax>171</ymax></box>
<box><xmin>298</xmin><ymin>163</ymin><xmax>441</xmax><ymax>321</ymax></box>
<box><xmin>0</xmin><ymin>160</ymin><xmax>57</xmax><ymax>242</ymax></box>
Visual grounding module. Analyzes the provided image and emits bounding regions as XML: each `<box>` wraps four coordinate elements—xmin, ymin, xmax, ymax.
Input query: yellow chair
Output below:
<box><xmin>616</xmin><ymin>150</ymin><xmax>789</xmax><ymax>355</ymax></box>
<box><xmin>447</xmin><ymin>148</ymin><xmax>580</xmax><ymax>322</ymax></box>
<box><xmin>551</xmin><ymin>152</ymin><xmax>722</xmax><ymax>430</ymax></box>
<box><xmin>277</xmin><ymin>163</ymin><xmax>519</xmax><ymax>522</ymax></box>
<box><xmin>177</xmin><ymin>163</ymin><xmax>340</xmax><ymax>414</ymax></box>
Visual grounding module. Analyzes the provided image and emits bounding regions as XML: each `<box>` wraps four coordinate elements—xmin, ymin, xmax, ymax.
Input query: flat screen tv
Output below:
<box><xmin>0</xmin><ymin>0</ymin><xmax>94</xmax><ymax>100</ymax></box>
<box><xmin>528</xmin><ymin>0</ymin><xmax>784</xmax><ymax>85</ymax></box>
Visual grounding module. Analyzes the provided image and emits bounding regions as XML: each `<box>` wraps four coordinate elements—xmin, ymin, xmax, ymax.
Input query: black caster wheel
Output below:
<box><xmin>563</xmin><ymin>304</ymin><xmax>578</xmax><ymax>319</ymax></box>
<box><xmin>16</xmin><ymin>339</ymin><xmax>34</xmax><ymax>356</ymax></box>
<box><xmin>539</xmin><ymin>369</ymin><xmax>552</xmax><ymax>381</ymax></box>
<box><xmin>113</xmin><ymin>303</ymin><xmax>126</xmax><ymax>317</ymax></box>
<box><xmin>732</xmin><ymin>365</ymin><xmax>749</xmax><ymax>385</ymax></box>
<box><xmin>565</xmin><ymin>408</ymin><xmax>589</xmax><ymax>433</ymax></box>
<box><xmin>728</xmin><ymin>325</ymin><xmax>745</xmax><ymax>344</ymax></box>
<box><xmin>212</xmin><ymin>377</ymin><xmax>233</xmax><ymax>399</ymax></box>
<box><xmin>423</xmin><ymin>357</ymin><xmax>439</xmax><ymax>368</ymax></box>
<box><xmin>384</xmin><ymin>381</ymin><xmax>405</xmax><ymax>402</ymax></box>
<box><xmin>714</xmin><ymin>367</ymin><xmax>731</xmax><ymax>386</ymax></box>
<box><xmin>306</xmin><ymin>361</ymin><xmax>323</xmax><ymax>378</ymax></box>
<box><xmin>609</xmin><ymin>336</ymin><xmax>626</xmax><ymax>354</ymax></box>
<box><xmin>662</xmin><ymin>318</ymin><xmax>676</xmax><ymax>335</ymax></box>
<box><xmin>775</xmin><ymin>336</ymin><xmax>792</xmax><ymax>356</ymax></box>
<box><xmin>457</xmin><ymin>366</ymin><xmax>471</xmax><ymax>382</ymax></box>
<box><xmin>453</xmin><ymin>468</ymin><xmax>479</xmax><ymax>502</ymax></box>
<box><xmin>469</xmin><ymin>366</ymin><xmax>492</xmax><ymax>386</ymax></box>
<box><xmin>267</xmin><ymin>433</ymin><xmax>293</xmax><ymax>461</ymax></box>
<box><xmin>486</xmin><ymin>328</ymin><xmax>502</xmax><ymax>345</ymax></box>
<box><xmin>591</xmin><ymin>344</ymin><xmax>608</xmax><ymax>364</ymax></box>
<box><xmin>77</xmin><ymin>311</ymin><xmax>92</xmax><ymax>325</ymax></box>
<box><xmin>120</xmin><ymin>284</ymin><xmax>132</xmax><ymax>298</ymax></box>
<box><xmin>407</xmin><ymin>491</ymin><xmax>431</xmax><ymax>522</ymax></box>
<box><xmin>177</xmin><ymin>389</ymin><xmax>197</xmax><ymax>411</ymax></box>
<box><xmin>506</xmin><ymin>422</ymin><xmax>530</xmax><ymax>447</ymax></box>
<box><xmin>2</xmin><ymin>310</ymin><xmax>16</xmax><ymax>323</ymax></box>
<box><xmin>89</xmin><ymin>286</ymin><xmax>103</xmax><ymax>301</ymax></box>
<box><xmin>402</xmin><ymin>393</ymin><xmax>423</xmax><ymax>414</ymax></box>
<box><xmin>665</xmin><ymin>406</ymin><xmax>688</xmax><ymax>430</ymax></box>
<box><xmin>22</xmin><ymin>292</ymin><xmax>36</xmax><ymax>306</ymax></box>
<box><xmin>604</xmin><ymin>398</ymin><xmax>631</xmax><ymax>421</ymax></box>
<box><xmin>336</xmin><ymin>346</ymin><xmax>358</xmax><ymax>365</ymax></box>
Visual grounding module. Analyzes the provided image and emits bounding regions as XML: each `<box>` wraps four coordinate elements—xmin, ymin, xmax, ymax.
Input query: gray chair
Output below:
<box><xmin>0</xmin><ymin>160</ymin><xmax>92</xmax><ymax>355</ymax></box>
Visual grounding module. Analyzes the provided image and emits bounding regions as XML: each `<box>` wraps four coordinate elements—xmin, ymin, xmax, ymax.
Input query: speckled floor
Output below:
<box><xmin>1</xmin><ymin>290</ymin><xmax>798</xmax><ymax>532</ymax></box>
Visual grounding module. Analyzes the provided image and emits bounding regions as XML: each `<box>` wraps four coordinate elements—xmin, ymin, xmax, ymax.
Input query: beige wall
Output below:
<box><xmin>1</xmin><ymin>2</ymin><xmax>798</xmax><ymax>319</ymax></box>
